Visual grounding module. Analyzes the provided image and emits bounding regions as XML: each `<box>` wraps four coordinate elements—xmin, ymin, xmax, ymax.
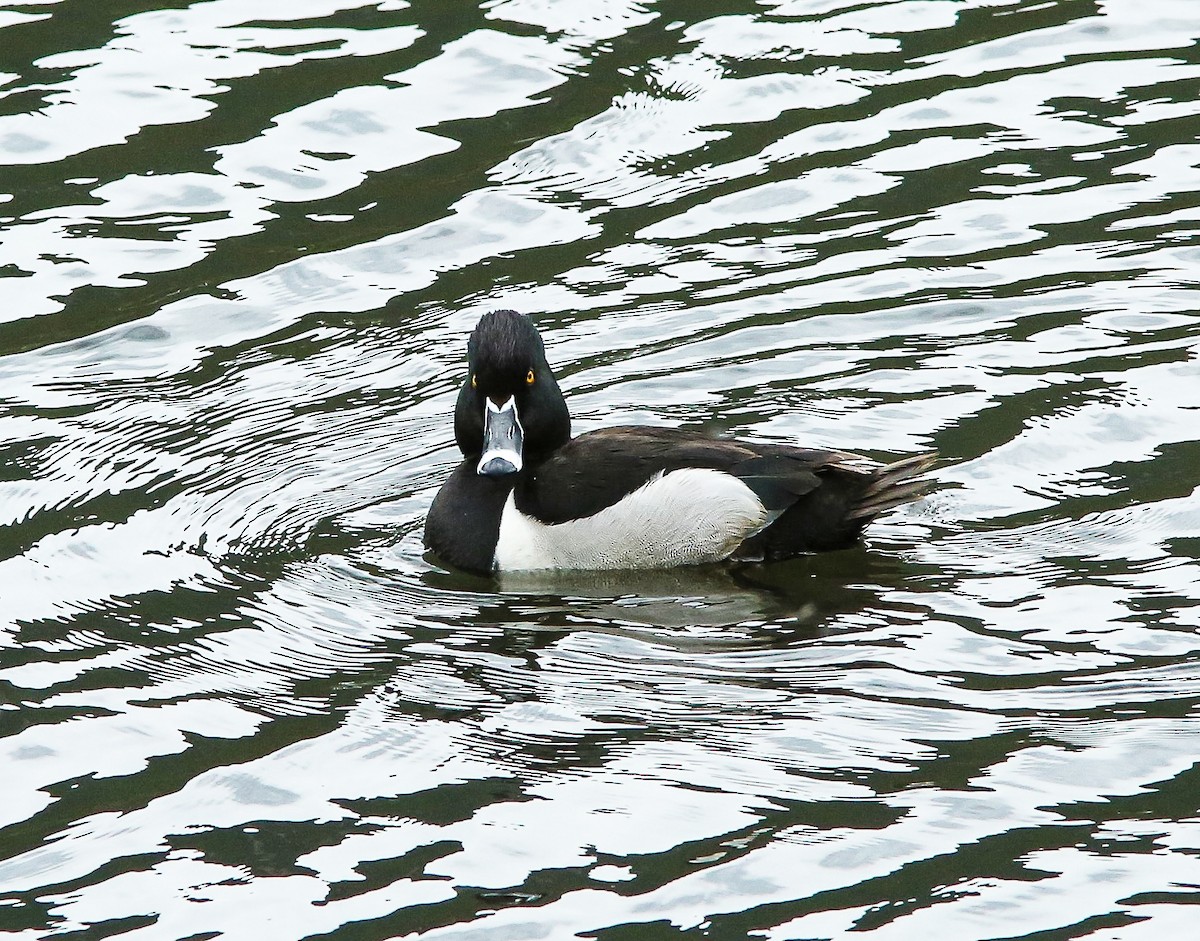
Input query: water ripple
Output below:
<box><xmin>3</xmin><ymin>0</ymin><xmax>1200</xmax><ymax>938</ymax></box>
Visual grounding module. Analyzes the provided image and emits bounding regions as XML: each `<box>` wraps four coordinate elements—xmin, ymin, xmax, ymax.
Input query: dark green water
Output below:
<box><xmin>2</xmin><ymin>1</ymin><xmax>1200</xmax><ymax>939</ymax></box>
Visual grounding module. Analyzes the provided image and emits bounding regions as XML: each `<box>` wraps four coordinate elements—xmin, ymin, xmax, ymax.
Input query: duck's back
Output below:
<box><xmin>511</xmin><ymin>427</ymin><xmax>933</xmax><ymax>565</ymax></box>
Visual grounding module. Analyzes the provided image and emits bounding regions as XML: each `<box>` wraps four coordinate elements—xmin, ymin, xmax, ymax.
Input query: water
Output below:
<box><xmin>2</xmin><ymin>0</ymin><xmax>1199</xmax><ymax>938</ymax></box>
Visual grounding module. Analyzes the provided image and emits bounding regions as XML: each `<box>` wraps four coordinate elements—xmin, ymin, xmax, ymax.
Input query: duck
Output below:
<box><xmin>424</xmin><ymin>309</ymin><xmax>936</xmax><ymax>576</ymax></box>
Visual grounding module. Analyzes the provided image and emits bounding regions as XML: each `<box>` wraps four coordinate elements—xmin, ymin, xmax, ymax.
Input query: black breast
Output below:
<box><xmin>424</xmin><ymin>462</ymin><xmax>515</xmax><ymax>575</ymax></box>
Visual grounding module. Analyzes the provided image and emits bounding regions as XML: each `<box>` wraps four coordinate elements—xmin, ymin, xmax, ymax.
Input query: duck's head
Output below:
<box><xmin>454</xmin><ymin>310</ymin><xmax>571</xmax><ymax>477</ymax></box>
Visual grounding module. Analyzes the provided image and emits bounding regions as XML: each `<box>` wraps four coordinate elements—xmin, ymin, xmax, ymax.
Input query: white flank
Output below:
<box><xmin>494</xmin><ymin>468</ymin><xmax>768</xmax><ymax>571</ymax></box>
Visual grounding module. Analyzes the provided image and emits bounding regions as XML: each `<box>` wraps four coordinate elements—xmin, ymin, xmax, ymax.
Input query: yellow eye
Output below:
<box><xmin>525</xmin><ymin>369</ymin><xmax>535</xmax><ymax>385</ymax></box>
<box><xmin>471</xmin><ymin>374</ymin><xmax>477</xmax><ymax>389</ymax></box>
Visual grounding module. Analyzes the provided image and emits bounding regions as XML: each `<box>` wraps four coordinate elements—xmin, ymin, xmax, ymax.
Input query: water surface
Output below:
<box><xmin>2</xmin><ymin>1</ymin><xmax>1200</xmax><ymax>939</ymax></box>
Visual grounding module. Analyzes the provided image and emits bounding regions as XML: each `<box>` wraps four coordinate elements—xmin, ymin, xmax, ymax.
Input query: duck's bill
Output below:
<box><xmin>477</xmin><ymin>397</ymin><xmax>524</xmax><ymax>476</ymax></box>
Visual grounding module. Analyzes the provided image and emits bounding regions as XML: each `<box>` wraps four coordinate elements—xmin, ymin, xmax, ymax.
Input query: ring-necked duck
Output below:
<box><xmin>425</xmin><ymin>310</ymin><xmax>936</xmax><ymax>575</ymax></box>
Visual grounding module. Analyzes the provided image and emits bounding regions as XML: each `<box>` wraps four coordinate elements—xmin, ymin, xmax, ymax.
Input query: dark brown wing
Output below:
<box><xmin>515</xmin><ymin>426</ymin><xmax>853</xmax><ymax>525</ymax></box>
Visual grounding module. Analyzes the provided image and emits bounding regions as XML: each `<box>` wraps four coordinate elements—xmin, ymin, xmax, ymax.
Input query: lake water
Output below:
<box><xmin>2</xmin><ymin>1</ymin><xmax>1200</xmax><ymax>939</ymax></box>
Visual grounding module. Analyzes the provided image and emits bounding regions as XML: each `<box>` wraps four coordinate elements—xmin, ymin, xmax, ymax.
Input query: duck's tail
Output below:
<box><xmin>740</xmin><ymin>449</ymin><xmax>938</xmax><ymax>559</ymax></box>
<box><xmin>847</xmin><ymin>452</ymin><xmax>939</xmax><ymax>522</ymax></box>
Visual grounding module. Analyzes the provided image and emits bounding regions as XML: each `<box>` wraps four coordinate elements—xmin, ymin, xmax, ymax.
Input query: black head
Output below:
<box><xmin>453</xmin><ymin>310</ymin><xmax>571</xmax><ymax>471</ymax></box>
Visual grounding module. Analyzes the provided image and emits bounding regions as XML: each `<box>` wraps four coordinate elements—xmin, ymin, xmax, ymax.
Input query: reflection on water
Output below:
<box><xmin>2</xmin><ymin>0</ymin><xmax>1200</xmax><ymax>938</ymax></box>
